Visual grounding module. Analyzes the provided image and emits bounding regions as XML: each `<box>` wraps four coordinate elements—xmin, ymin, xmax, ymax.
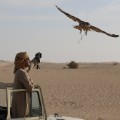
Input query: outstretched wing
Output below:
<box><xmin>74</xmin><ymin>25</ymin><xmax>119</xmax><ymax>37</ymax></box>
<box><xmin>90</xmin><ymin>25</ymin><xmax>119</xmax><ymax>37</ymax></box>
<box><xmin>56</xmin><ymin>5</ymin><xmax>83</xmax><ymax>23</ymax></box>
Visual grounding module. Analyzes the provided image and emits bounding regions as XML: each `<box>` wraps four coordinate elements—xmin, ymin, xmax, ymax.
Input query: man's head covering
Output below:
<box><xmin>15</xmin><ymin>52</ymin><xmax>29</xmax><ymax>62</ymax></box>
<box><xmin>14</xmin><ymin>52</ymin><xmax>29</xmax><ymax>73</ymax></box>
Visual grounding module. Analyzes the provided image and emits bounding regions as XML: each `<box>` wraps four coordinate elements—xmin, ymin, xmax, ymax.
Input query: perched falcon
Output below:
<box><xmin>56</xmin><ymin>6</ymin><xmax>119</xmax><ymax>38</ymax></box>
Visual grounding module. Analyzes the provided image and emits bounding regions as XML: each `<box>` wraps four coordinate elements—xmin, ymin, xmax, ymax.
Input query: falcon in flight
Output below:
<box><xmin>56</xmin><ymin>6</ymin><xmax>119</xmax><ymax>38</ymax></box>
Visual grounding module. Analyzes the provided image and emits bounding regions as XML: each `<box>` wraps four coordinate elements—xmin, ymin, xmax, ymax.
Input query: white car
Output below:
<box><xmin>0</xmin><ymin>83</ymin><xmax>84</xmax><ymax>120</ymax></box>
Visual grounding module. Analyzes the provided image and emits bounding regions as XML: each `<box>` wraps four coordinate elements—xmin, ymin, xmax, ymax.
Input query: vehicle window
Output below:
<box><xmin>31</xmin><ymin>91</ymin><xmax>42</xmax><ymax>117</ymax></box>
<box><xmin>10</xmin><ymin>91</ymin><xmax>42</xmax><ymax>118</ymax></box>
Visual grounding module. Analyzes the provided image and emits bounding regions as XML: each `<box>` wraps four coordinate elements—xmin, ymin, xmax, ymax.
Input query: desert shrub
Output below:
<box><xmin>112</xmin><ymin>62</ymin><xmax>118</xmax><ymax>65</ymax></box>
<box><xmin>67</xmin><ymin>61</ymin><xmax>78</xmax><ymax>69</ymax></box>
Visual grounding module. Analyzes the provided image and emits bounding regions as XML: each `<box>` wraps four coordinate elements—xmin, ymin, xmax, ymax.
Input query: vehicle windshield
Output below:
<box><xmin>31</xmin><ymin>91</ymin><xmax>42</xmax><ymax>117</ymax></box>
<box><xmin>0</xmin><ymin>89</ymin><xmax>6</xmax><ymax>107</ymax></box>
<box><xmin>0</xmin><ymin>82</ymin><xmax>11</xmax><ymax>107</ymax></box>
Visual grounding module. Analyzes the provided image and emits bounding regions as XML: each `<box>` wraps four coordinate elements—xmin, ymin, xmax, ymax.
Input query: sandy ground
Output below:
<box><xmin>0</xmin><ymin>61</ymin><xmax>120</xmax><ymax>120</ymax></box>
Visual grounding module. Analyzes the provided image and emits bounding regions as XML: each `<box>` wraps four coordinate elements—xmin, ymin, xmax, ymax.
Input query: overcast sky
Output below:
<box><xmin>0</xmin><ymin>0</ymin><xmax>120</xmax><ymax>63</ymax></box>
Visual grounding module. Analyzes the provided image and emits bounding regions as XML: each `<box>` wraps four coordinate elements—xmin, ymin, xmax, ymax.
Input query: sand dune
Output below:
<box><xmin>0</xmin><ymin>61</ymin><xmax>120</xmax><ymax>120</ymax></box>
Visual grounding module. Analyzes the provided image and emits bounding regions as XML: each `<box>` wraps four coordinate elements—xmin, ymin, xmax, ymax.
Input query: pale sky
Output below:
<box><xmin>0</xmin><ymin>0</ymin><xmax>120</xmax><ymax>63</ymax></box>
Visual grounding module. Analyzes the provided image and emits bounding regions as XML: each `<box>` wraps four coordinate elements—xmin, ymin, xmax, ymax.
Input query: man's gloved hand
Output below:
<box><xmin>34</xmin><ymin>84</ymin><xmax>40</xmax><ymax>88</ymax></box>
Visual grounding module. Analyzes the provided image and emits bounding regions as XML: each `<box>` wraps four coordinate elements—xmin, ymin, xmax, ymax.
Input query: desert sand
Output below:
<box><xmin>0</xmin><ymin>60</ymin><xmax>120</xmax><ymax>120</ymax></box>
